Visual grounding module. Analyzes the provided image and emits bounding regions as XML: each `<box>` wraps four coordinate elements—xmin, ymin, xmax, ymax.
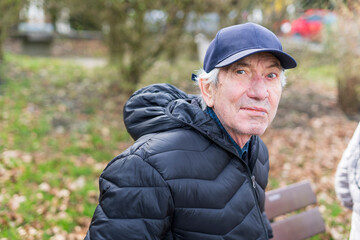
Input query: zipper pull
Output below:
<box><xmin>251</xmin><ymin>175</ymin><xmax>256</xmax><ymax>188</ymax></box>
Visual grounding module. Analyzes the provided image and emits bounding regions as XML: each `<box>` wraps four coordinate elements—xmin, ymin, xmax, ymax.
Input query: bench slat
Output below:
<box><xmin>265</xmin><ymin>180</ymin><xmax>316</xmax><ymax>219</ymax></box>
<box><xmin>271</xmin><ymin>207</ymin><xmax>326</xmax><ymax>240</ymax></box>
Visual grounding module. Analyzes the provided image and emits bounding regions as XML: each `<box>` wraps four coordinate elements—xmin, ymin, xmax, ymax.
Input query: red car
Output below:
<box><xmin>284</xmin><ymin>9</ymin><xmax>337</xmax><ymax>41</ymax></box>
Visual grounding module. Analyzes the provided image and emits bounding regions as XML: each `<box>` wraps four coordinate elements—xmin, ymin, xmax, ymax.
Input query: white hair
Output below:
<box><xmin>194</xmin><ymin>67</ymin><xmax>287</xmax><ymax>110</ymax></box>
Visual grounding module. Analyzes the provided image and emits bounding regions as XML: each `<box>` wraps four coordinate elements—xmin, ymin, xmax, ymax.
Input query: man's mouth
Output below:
<box><xmin>240</xmin><ymin>107</ymin><xmax>268</xmax><ymax>114</ymax></box>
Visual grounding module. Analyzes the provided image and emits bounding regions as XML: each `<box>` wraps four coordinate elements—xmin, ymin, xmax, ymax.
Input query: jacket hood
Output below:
<box><xmin>124</xmin><ymin>84</ymin><xmax>208</xmax><ymax>140</ymax></box>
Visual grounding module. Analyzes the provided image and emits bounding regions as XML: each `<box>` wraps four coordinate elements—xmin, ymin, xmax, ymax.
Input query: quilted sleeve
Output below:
<box><xmin>335</xmin><ymin>123</ymin><xmax>360</xmax><ymax>210</ymax></box>
<box><xmin>85</xmin><ymin>154</ymin><xmax>174</xmax><ymax>240</ymax></box>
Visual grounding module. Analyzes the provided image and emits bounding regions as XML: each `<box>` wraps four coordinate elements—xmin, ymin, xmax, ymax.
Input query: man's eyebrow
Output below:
<box><xmin>267</xmin><ymin>62</ymin><xmax>281</xmax><ymax>69</ymax></box>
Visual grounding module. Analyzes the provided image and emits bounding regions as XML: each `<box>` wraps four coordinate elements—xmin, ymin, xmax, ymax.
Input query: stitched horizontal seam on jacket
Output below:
<box><xmin>105</xmin><ymin>214</ymin><xmax>172</xmax><ymax>221</ymax></box>
<box><xmin>147</xmin><ymin>145</ymin><xmax>215</xmax><ymax>156</ymax></box>
<box><xmin>174</xmin><ymin>205</ymin><xmax>256</xmax><ymax>235</ymax></box>
<box><xmin>99</xmin><ymin>204</ymin><xmax>172</xmax><ymax>221</ymax></box>
<box><xmin>164</xmin><ymin>161</ymin><xmax>231</xmax><ymax>181</ymax></box>
<box><xmin>173</xmin><ymin>227</ymin><xmax>223</xmax><ymax>237</ymax></box>
<box><xmin>174</xmin><ymin>182</ymin><xmax>250</xmax><ymax>210</ymax></box>
<box><xmin>101</xmin><ymin>176</ymin><xmax>169</xmax><ymax>189</ymax></box>
<box><xmin>148</xmin><ymin>134</ymin><xmax>214</xmax><ymax>155</ymax></box>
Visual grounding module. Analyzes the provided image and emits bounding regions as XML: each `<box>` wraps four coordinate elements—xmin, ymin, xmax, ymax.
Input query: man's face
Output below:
<box><xmin>202</xmin><ymin>52</ymin><xmax>283</xmax><ymax>146</ymax></box>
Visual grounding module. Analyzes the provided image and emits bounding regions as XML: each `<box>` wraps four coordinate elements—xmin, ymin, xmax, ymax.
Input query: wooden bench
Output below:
<box><xmin>265</xmin><ymin>180</ymin><xmax>326</xmax><ymax>240</ymax></box>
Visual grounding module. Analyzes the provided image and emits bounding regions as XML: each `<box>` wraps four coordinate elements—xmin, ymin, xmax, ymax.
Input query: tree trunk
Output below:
<box><xmin>337</xmin><ymin>75</ymin><xmax>360</xmax><ymax>115</ymax></box>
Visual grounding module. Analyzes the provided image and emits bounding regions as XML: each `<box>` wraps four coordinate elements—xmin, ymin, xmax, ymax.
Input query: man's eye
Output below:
<box><xmin>236</xmin><ymin>70</ymin><xmax>246</xmax><ymax>75</ymax></box>
<box><xmin>267</xmin><ymin>73</ymin><xmax>277</xmax><ymax>79</ymax></box>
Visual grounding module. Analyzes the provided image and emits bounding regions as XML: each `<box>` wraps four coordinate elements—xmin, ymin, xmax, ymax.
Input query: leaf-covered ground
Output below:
<box><xmin>0</xmin><ymin>53</ymin><xmax>357</xmax><ymax>239</ymax></box>
<box><xmin>0</xmin><ymin>55</ymin><xmax>132</xmax><ymax>240</ymax></box>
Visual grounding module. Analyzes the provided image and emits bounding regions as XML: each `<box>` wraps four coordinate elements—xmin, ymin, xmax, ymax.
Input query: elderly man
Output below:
<box><xmin>85</xmin><ymin>22</ymin><xmax>296</xmax><ymax>240</ymax></box>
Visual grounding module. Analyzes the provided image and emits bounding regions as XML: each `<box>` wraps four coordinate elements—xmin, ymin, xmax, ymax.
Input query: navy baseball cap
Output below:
<box><xmin>203</xmin><ymin>22</ymin><xmax>297</xmax><ymax>73</ymax></box>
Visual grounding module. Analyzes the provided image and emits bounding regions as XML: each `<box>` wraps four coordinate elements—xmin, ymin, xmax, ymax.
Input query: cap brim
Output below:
<box><xmin>215</xmin><ymin>49</ymin><xmax>297</xmax><ymax>69</ymax></box>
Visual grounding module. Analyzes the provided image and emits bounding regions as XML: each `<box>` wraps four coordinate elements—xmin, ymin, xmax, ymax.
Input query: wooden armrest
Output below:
<box><xmin>271</xmin><ymin>207</ymin><xmax>326</xmax><ymax>240</ymax></box>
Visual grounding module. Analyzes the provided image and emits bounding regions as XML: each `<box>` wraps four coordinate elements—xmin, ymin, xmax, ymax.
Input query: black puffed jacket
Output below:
<box><xmin>85</xmin><ymin>84</ymin><xmax>273</xmax><ymax>240</ymax></box>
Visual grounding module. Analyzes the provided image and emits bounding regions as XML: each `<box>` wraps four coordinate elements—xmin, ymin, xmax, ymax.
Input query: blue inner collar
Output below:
<box><xmin>206</xmin><ymin>107</ymin><xmax>249</xmax><ymax>160</ymax></box>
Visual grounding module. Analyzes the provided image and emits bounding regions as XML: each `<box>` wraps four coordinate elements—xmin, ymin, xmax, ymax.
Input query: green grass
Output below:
<box><xmin>305</xmin><ymin>64</ymin><xmax>337</xmax><ymax>85</ymax></box>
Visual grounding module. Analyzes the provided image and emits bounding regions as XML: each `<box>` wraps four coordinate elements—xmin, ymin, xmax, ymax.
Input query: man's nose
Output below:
<box><xmin>247</xmin><ymin>75</ymin><xmax>269</xmax><ymax>100</ymax></box>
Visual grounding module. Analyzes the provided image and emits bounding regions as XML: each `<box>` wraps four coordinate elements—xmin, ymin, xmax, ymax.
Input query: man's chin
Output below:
<box><xmin>243</xmin><ymin>124</ymin><xmax>268</xmax><ymax>136</ymax></box>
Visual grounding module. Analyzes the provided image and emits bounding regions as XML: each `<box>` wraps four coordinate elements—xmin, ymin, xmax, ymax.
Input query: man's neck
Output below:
<box><xmin>206</xmin><ymin>107</ymin><xmax>251</xmax><ymax>153</ymax></box>
<box><xmin>231</xmin><ymin>134</ymin><xmax>251</xmax><ymax>148</ymax></box>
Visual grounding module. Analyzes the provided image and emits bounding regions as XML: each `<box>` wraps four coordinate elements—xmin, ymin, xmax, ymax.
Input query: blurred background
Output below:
<box><xmin>1</xmin><ymin>0</ymin><xmax>360</xmax><ymax>239</ymax></box>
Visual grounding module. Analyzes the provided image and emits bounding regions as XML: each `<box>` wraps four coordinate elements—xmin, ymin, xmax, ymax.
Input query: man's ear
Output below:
<box><xmin>199</xmin><ymin>78</ymin><xmax>215</xmax><ymax>107</ymax></box>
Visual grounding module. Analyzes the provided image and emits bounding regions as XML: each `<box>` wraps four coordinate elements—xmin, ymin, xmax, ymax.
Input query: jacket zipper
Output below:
<box><xmin>251</xmin><ymin>175</ymin><xmax>256</xmax><ymax>188</ymax></box>
<box><xmin>248</xmin><ymin>173</ymin><xmax>269</xmax><ymax>239</ymax></box>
